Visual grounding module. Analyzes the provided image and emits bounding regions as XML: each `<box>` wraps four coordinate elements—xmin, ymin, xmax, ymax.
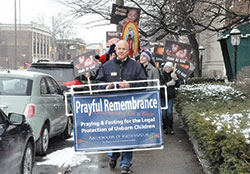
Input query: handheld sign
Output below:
<box><xmin>110</xmin><ymin>4</ymin><xmax>141</xmax><ymax>27</ymax></box>
<box><xmin>122</xmin><ymin>21</ymin><xmax>139</xmax><ymax>57</ymax></box>
<box><xmin>163</xmin><ymin>40</ymin><xmax>195</xmax><ymax>80</ymax></box>
<box><xmin>73</xmin><ymin>50</ymin><xmax>100</xmax><ymax>77</ymax></box>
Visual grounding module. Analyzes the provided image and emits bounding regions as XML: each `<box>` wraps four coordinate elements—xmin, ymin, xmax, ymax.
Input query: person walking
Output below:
<box><xmin>96</xmin><ymin>40</ymin><xmax>147</xmax><ymax>174</ymax></box>
<box><xmin>160</xmin><ymin>62</ymin><xmax>180</xmax><ymax>135</ymax></box>
<box><xmin>139</xmin><ymin>49</ymin><xmax>159</xmax><ymax>87</ymax></box>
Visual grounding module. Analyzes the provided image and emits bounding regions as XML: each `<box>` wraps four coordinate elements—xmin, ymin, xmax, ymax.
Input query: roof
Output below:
<box><xmin>30</xmin><ymin>61</ymin><xmax>73</xmax><ymax>68</ymax></box>
<box><xmin>0</xmin><ymin>70</ymin><xmax>50</xmax><ymax>78</ymax></box>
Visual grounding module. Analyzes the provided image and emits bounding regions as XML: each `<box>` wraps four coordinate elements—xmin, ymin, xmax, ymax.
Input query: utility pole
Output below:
<box><xmin>52</xmin><ymin>16</ymin><xmax>56</xmax><ymax>61</ymax></box>
<box><xmin>116</xmin><ymin>0</ymin><xmax>124</xmax><ymax>32</ymax></box>
<box><xmin>19</xmin><ymin>0</ymin><xmax>22</xmax><ymax>66</ymax></box>
<box><xmin>14</xmin><ymin>0</ymin><xmax>17</xmax><ymax>69</ymax></box>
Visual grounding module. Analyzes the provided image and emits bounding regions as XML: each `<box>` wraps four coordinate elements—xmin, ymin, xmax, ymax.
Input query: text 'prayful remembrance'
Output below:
<box><xmin>75</xmin><ymin>96</ymin><xmax>158</xmax><ymax>116</ymax></box>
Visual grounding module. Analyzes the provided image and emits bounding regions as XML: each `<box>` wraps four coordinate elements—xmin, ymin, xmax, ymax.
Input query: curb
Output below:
<box><xmin>177</xmin><ymin>111</ymin><xmax>212</xmax><ymax>174</ymax></box>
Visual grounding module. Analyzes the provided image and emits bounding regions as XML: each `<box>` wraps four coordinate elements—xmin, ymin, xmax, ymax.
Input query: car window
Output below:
<box><xmin>50</xmin><ymin>78</ymin><xmax>61</xmax><ymax>94</ymax></box>
<box><xmin>46</xmin><ymin>77</ymin><xmax>60</xmax><ymax>94</ymax></box>
<box><xmin>0</xmin><ymin>77</ymin><xmax>32</xmax><ymax>96</ymax></box>
<box><xmin>40</xmin><ymin>78</ymin><xmax>48</xmax><ymax>95</ymax></box>
<box><xmin>28</xmin><ymin>67</ymin><xmax>75</xmax><ymax>84</ymax></box>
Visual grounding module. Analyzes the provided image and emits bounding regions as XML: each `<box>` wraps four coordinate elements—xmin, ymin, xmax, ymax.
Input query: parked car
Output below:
<box><xmin>27</xmin><ymin>61</ymin><xmax>82</xmax><ymax>92</ymax></box>
<box><xmin>27</xmin><ymin>61</ymin><xmax>97</xmax><ymax>115</ymax></box>
<box><xmin>0</xmin><ymin>109</ymin><xmax>35</xmax><ymax>174</ymax></box>
<box><xmin>0</xmin><ymin>70</ymin><xmax>72</xmax><ymax>156</ymax></box>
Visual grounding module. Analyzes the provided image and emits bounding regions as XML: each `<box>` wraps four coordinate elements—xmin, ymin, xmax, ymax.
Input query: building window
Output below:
<box><xmin>47</xmin><ymin>43</ymin><xmax>49</xmax><ymax>56</ymax></box>
<box><xmin>40</xmin><ymin>39</ymin><xmax>43</xmax><ymax>56</ymax></box>
<box><xmin>44</xmin><ymin>43</ymin><xmax>46</xmax><ymax>56</ymax></box>
<box><xmin>33</xmin><ymin>38</ymin><xmax>36</xmax><ymax>55</ymax></box>
<box><xmin>37</xmin><ymin>40</ymin><xmax>40</xmax><ymax>55</ymax></box>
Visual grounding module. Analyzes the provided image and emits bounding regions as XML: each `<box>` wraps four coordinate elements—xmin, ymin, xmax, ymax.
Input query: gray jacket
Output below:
<box><xmin>145</xmin><ymin>63</ymin><xmax>160</xmax><ymax>87</ymax></box>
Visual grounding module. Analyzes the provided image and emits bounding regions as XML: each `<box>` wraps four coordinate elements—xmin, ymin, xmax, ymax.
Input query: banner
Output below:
<box><xmin>163</xmin><ymin>40</ymin><xmax>195</xmax><ymax>79</ymax></box>
<box><xmin>110</xmin><ymin>4</ymin><xmax>141</xmax><ymax>27</ymax></box>
<box><xmin>122</xmin><ymin>21</ymin><xmax>139</xmax><ymax>57</ymax></box>
<box><xmin>106</xmin><ymin>31</ymin><xmax>122</xmax><ymax>48</ymax></box>
<box><xmin>72</xmin><ymin>90</ymin><xmax>163</xmax><ymax>152</ymax></box>
<box><xmin>148</xmin><ymin>41</ymin><xmax>165</xmax><ymax>62</ymax></box>
<box><xmin>73</xmin><ymin>50</ymin><xmax>100</xmax><ymax>77</ymax></box>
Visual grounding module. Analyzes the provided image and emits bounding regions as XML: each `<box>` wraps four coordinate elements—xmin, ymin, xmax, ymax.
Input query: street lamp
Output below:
<box><xmin>230</xmin><ymin>28</ymin><xmax>241</xmax><ymax>79</ymax></box>
<box><xmin>198</xmin><ymin>45</ymin><xmax>205</xmax><ymax>77</ymax></box>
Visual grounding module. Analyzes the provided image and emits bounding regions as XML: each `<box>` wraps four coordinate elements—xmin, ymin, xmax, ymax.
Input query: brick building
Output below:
<box><xmin>0</xmin><ymin>22</ymin><xmax>52</xmax><ymax>69</ymax></box>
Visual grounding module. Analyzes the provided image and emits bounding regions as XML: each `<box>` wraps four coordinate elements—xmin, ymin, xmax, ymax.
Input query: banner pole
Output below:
<box><xmin>173</xmin><ymin>63</ymin><xmax>177</xmax><ymax>73</ymax></box>
<box><xmin>87</xmin><ymin>77</ymin><xmax>92</xmax><ymax>95</ymax></box>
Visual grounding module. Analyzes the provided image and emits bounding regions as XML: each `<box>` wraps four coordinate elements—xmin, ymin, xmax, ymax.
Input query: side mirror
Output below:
<box><xmin>8</xmin><ymin>113</ymin><xmax>26</xmax><ymax>125</ymax></box>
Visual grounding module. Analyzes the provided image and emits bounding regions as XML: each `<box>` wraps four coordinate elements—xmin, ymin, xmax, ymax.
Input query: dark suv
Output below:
<box><xmin>27</xmin><ymin>62</ymin><xmax>82</xmax><ymax>92</ymax></box>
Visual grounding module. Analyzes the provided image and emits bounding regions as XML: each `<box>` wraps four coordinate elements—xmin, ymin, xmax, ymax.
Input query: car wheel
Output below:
<box><xmin>36</xmin><ymin>124</ymin><xmax>49</xmax><ymax>156</ymax></box>
<box><xmin>63</xmin><ymin>117</ymin><xmax>73</xmax><ymax>139</ymax></box>
<box><xmin>20</xmin><ymin>142</ymin><xmax>34</xmax><ymax>174</ymax></box>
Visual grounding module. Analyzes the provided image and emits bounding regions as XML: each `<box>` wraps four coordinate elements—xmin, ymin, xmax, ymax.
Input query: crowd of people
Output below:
<box><xmin>81</xmin><ymin>40</ymin><xmax>181</xmax><ymax>174</ymax></box>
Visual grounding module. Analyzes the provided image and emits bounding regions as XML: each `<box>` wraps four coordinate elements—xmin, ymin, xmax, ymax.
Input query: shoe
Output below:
<box><xmin>109</xmin><ymin>159</ymin><xmax>117</xmax><ymax>169</ymax></box>
<box><xmin>169</xmin><ymin>128</ymin><xmax>174</xmax><ymax>135</ymax></box>
<box><xmin>121</xmin><ymin>166</ymin><xmax>131</xmax><ymax>174</ymax></box>
<box><xmin>163</xmin><ymin>129</ymin><xmax>168</xmax><ymax>134</ymax></box>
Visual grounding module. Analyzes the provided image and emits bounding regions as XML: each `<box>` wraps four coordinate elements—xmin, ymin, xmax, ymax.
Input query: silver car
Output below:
<box><xmin>0</xmin><ymin>70</ymin><xmax>72</xmax><ymax>156</ymax></box>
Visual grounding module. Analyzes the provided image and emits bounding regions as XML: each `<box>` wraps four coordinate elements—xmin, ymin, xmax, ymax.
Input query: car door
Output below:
<box><xmin>0</xmin><ymin>110</ymin><xmax>22</xmax><ymax>173</ymax></box>
<box><xmin>45</xmin><ymin>77</ymin><xmax>66</xmax><ymax>136</ymax></box>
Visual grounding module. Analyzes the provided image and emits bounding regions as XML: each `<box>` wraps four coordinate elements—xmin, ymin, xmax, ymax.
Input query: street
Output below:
<box><xmin>33</xmin><ymin>111</ymin><xmax>204</xmax><ymax>174</ymax></box>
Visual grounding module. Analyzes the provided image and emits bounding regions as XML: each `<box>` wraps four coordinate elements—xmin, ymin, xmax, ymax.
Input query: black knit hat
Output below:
<box><xmin>108</xmin><ymin>43</ymin><xmax>116</xmax><ymax>55</ymax></box>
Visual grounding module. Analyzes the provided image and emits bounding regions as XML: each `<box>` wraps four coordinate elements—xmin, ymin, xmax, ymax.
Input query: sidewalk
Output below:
<box><xmin>70</xmin><ymin>110</ymin><xmax>205</xmax><ymax>174</ymax></box>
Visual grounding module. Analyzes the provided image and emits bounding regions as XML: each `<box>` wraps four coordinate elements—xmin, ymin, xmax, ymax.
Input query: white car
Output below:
<box><xmin>0</xmin><ymin>70</ymin><xmax>72</xmax><ymax>156</ymax></box>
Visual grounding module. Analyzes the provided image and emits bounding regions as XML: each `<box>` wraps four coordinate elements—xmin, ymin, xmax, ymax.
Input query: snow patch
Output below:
<box><xmin>36</xmin><ymin>147</ymin><xmax>91</xmax><ymax>167</ymax></box>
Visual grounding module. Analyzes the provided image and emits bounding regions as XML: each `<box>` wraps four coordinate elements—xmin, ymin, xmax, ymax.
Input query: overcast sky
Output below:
<box><xmin>0</xmin><ymin>0</ymin><xmax>115</xmax><ymax>44</ymax></box>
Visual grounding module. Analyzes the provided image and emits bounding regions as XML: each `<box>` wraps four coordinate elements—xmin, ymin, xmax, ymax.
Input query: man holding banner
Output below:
<box><xmin>96</xmin><ymin>40</ymin><xmax>147</xmax><ymax>174</ymax></box>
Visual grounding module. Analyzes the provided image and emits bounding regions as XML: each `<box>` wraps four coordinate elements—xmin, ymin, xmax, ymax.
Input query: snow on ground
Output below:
<box><xmin>36</xmin><ymin>137</ymin><xmax>90</xmax><ymax>168</ymax></box>
<box><xmin>180</xmin><ymin>84</ymin><xmax>244</xmax><ymax>99</ymax></box>
<box><xmin>209</xmin><ymin>112</ymin><xmax>250</xmax><ymax>143</ymax></box>
<box><xmin>180</xmin><ymin>84</ymin><xmax>250</xmax><ymax>143</ymax></box>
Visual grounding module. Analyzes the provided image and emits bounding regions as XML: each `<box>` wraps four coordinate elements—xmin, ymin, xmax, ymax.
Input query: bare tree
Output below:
<box><xmin>33</xmin><ymin>15</ymin><xmax>46</xmax><ymax>26</ymax></box>
<box><xmin>56</xmin><ymin>0</ymin><xmax>112</xmax><ymax>28</ymax></box>
<box><xmin>56</xmin><ymin>0</ymin><xmax>250</xmax><ymax>76</ymax></box>
<box><xmin>53</xmin><ymin>14</ymin><xmax>77</xmax><ymax>61</ymax></box>
<box><xmin>129</xmin><ymin>0</ymin><xmax>250</xmax><ymax>76</ymax></box>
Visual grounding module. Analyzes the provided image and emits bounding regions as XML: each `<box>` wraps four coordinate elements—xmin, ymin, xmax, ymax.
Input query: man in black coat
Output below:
<box><xmin>96</xmin><ymin>40</ymin><xmax>147</xmax><ymax>174</ymax></box>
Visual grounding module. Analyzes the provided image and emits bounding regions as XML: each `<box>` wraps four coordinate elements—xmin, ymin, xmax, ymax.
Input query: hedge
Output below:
<box><xmin>175</xmin><ymin>80</ymin><xmax>250</xmax><ymax>174</ymax></box>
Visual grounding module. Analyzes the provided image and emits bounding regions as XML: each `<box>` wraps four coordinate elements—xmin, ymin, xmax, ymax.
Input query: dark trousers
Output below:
<box><xmin>161</xmin><ymin>98</ymin><xmax>174</xmax><ymax>130</ymax></box>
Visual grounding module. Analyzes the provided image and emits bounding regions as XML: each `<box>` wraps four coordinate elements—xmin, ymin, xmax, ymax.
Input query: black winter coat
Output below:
<box><xmin>96</xmin><ymin>57</ymin><xmax>147</xmax><ymax>88</ymax></box>
<box><xmin>160</xmin><ymin>70</ymin><xmax>180</xmax><ymax>99</ymax></box>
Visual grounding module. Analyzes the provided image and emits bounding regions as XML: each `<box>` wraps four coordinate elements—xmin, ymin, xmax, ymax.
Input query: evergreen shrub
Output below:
<box><xmin>175</xmin><ymin>81</ymin><xmax>250</xmax><ymax>174</ymax></box>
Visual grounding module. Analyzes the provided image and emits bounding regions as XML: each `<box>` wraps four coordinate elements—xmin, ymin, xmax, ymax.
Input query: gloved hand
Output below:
<box><xmin>166</xmin><ymin>80</ymin><xmax>176</xmax><ymax>87</ymax></box>
<box><xmin>106</xmin><ymin>82</ymin><xmax>114</xmax><ymax>89</ymax></box>
<box><xmin>171</xmin><ymin>72</ymin><xmax>178</xmax><ymax>81</ymax></box>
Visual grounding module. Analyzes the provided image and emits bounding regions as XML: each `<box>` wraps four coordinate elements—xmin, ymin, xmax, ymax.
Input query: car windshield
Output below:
<box><xmin>0</xmin><ymin>77</ymin><xmax>32</xmax><ymax>96</ymax></box>
<box><xmin>28</xmin><ymin>67</ymin><xmax>75</xmax><ymax>85</ymax></box>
